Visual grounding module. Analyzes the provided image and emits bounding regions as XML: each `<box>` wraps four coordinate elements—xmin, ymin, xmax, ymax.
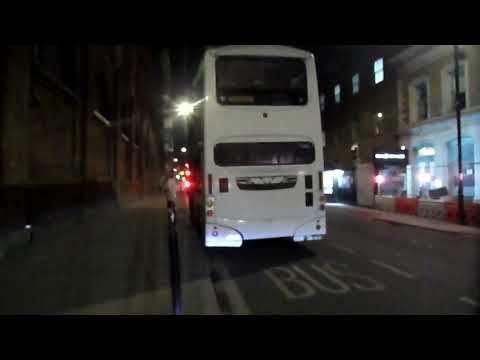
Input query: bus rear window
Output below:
<box><xmin>216</xmin><ymin>56</ymin><xmax>307</xmax><ymax>106</ymax></box>
<box><xmin>214</xmin><ymin>142</ymin><xmax>315</xmax><ymax>166</ymax></box>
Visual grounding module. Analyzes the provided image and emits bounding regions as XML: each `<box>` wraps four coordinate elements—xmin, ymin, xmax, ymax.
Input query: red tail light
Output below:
<box><xmin>375</xmin><ymin>174</ymin><xmax>385</xmax><ymax>184</ymax></box>
<box><xmin>219</xmin><ymin>178</ymin><xmax>229</xmax><ymax>193</ymax></box>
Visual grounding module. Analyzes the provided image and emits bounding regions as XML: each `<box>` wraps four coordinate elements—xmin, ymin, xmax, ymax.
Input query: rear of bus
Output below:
<box><xmin>202</xmin><ymin>46</ymin><xmax>326</xmax><ymax>247</ymax></box>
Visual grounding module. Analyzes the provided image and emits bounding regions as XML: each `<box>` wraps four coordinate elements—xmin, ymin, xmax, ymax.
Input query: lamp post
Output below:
<box><xmin>454</xmin><ymin>45</ymin><xmax>466</xmax><ymax>225</ymax></box>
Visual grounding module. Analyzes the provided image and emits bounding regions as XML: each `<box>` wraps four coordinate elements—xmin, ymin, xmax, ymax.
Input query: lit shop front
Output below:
<box><xmin>373</xmin><ymin>149</ymin><xmax>408</xmax><ymax>197</ymax></box>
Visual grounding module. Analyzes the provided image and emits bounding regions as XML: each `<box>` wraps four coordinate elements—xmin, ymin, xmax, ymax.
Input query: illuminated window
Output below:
<box><xmin>374</xmin><ymin>58</ymin><xmax>384</xmax><ymax>84</ymax></box>
<box><xmin>334</xmin><ymin>84</ymin><xmax>341</xmax><ymax>104</ymax></box>
<box><xmin>352</xmin><ymin>73</ymin><xmax>359</xmax><ymax>94</ymax></box>
<box><xmin>320</xmin><ymin>93</ymin><xmax>325</xmax><ymax>111</ymax></box>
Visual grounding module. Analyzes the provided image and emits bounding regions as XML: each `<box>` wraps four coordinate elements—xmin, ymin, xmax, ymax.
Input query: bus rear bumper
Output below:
<box><xmin>205</xmin><ymin>216</ymin><xmax>326</xmax><ymax>246</ymax></box>
<box><xmin>205</xmin><ymin>223</ymin><xmax>243</xmax><ymax>247</ymax></box>
<box><xmin>292</xmin><ymin>217</ymin><xmax>327</xmax><ymax>242</ymax></box>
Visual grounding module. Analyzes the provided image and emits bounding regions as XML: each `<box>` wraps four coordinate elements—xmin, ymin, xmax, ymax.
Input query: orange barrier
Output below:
<box><xmin>446</xmin><ymin>202</ymin><xmax>480</xmax><ymax>225</ymax></box>
<box><xmin>394</xmin><ymin>197</ymin><xmax>419</xmax><ymax>216</ymax></box>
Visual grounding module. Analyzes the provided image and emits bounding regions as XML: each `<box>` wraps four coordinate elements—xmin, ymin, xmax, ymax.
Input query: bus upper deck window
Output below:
<box><xmin>216</xmin><ymin>56</ymin><xmax>308</xmax><ymax>106</ymax></box>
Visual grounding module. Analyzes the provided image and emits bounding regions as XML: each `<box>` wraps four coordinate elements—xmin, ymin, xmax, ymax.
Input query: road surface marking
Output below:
<box><xmin>369</xmin><ymin>260</ymin><xmax>415</xmax><ymax>279</ymax></box>
<box><xmin>212</xmin><ymin>261</ymin><xmax>251</xmax><ymax>315</ymax></box>
<box><xmin>264</xmin><ymin>266</ymin><xmax>316</xmax><ymax>299</ymax></box>
<box><xmin>324</xmin><ymin>262</ymin><xmax>385</xmax><ymax>292</ymax></box>
<box><xmin>294</xmin><ymin>264</ymin><xmax>350</xmax><ymax>294</ymax></box>
<box><xmin>460</xmin><ymin>297</ymin><xmax>479</xmax><ymax>307</ymax></box>
<box><xmin>327</xmin><ymin>243</ymin><xmax>355</xmax><ymax>254</ymax></box>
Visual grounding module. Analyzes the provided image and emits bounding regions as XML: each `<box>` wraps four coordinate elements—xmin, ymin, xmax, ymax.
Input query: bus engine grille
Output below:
<box><xmin>236</xmin><ymin>175</ymin><xmax>297</xmax><ymax>190</ymax></box>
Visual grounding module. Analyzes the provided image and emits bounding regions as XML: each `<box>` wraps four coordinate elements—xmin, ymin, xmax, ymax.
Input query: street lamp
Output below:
<box><xmin>173</xmin><ymin>157</ymin><xmax>179</xmax><ymax>163</ymax></box>
<box><xmin>176</xmin><ymin>102</ymin><xmax>195</xmax><ymax>117</ymax></box>
<box><xmin>181</xmin><ymin>147</ymin><xmax>187</xmax><ymax>153</ymax></box>
<box><xmin>454</xmin><ymin>45</ymin><xmax>466</xmax><ymax>225</ymax></box>
<box><xmin>175</xmin><ymin>97</ymin><xmax>208</xmax><ymax>118</ymax></box>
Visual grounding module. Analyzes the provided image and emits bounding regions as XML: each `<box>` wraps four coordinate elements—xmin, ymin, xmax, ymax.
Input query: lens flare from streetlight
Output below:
<box><xmin>176</xmin><ymin>102</ymin><xmax>194</xmax><ymax>117</ymax></box>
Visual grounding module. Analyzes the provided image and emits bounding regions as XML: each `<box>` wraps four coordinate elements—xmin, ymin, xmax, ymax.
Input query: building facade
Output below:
<box><xmin>0</xmin><ymin>45</ymin><xmax>168</xmax><ymax>233</ymax></box>
<box><xmin>391</xmin><ymin>45</ymin><xmax>480</xmax><ymax>202</ymax></box>
<box><xmin>318</xmin><ymin>45</ymin><xmax>407</xmax><ymax>205</ymax></box>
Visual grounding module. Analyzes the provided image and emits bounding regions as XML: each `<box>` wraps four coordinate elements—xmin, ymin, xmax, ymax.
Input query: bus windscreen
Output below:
<box><xmin>214</xmin><ymin>142</ymin><xmax>315</xmax><ymax>166</ymax></box>
<box><xmin>216</xmin><ymin>57</ymin><xmax>307</xmax><ymax>106</ymax></box>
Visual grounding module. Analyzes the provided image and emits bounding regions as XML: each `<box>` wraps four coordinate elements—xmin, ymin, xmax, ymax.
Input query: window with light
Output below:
<box><xmin>374</xmin><ymin>58</ymin><xmax>384</xmax><ymax>84</ymax></box>
<box><xmin>352</xmin><ymin>73</ymin><xmax>359</xmax><ymax>94</ymax></box>
<box><xmin>334</xmin><ymin>84</ymin><xmax>341</xmax><ymax>104</ymax></box>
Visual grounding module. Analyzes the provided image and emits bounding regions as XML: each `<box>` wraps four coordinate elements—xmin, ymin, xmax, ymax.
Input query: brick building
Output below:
<box><xmin>0</xmin><ymin>45</ymin><xmax>168</xmax><ymax>233</ymax></box>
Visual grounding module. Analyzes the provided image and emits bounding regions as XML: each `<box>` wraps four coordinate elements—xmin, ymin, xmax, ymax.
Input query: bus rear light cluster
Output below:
<box><xmin>206</xmin><ymin>196</ymin><xmax>215</xmax><ymax>217</ymax></box>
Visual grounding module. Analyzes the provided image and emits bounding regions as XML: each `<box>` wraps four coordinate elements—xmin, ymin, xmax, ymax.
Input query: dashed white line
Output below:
<box><xmin>327</xmin><ymin>243</ymin><xmax>355</xmax><ymax>254</ymax></box>
<box><xmin>460</xmin><ymin>297</ymin><xmax>479</xmax><ymax>307</ymax></box>
<box><xmin>369</xmin><ymin>260</ymin><xmax>415</xmax><ymax>279</ymax></box>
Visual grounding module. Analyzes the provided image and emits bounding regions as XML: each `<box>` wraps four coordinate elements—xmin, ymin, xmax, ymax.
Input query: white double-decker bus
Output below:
<box><xmin>188</xmin><ymin>45</ymin><xmax>326</xmax><ymax>247</ymax></box>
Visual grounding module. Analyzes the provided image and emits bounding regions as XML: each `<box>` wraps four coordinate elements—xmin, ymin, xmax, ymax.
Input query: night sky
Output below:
<box><xmin>167</xmin><ymin>44</ymin><xmax>340</xmax><ymax>97</ymax></box>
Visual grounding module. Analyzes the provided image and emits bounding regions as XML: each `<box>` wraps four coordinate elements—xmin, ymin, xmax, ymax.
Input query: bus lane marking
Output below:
<box><xmin>264</xmin><ymin>261</ymin><xmax>385</xmax><ymax>300</ymax></box>
<box><xmin>264</xmin><ymin>266</ymin><xmax>316</xmax><ymax>300</ymax></box>
<box><xmin>292</xmin><ymin>265</ymin><xmax>350</xmax><ymax>294</ymax></box>
<box><xmin>369</xmin><ymin>260</ymin><xmax>415</xmax><ymax>279</ymax></box>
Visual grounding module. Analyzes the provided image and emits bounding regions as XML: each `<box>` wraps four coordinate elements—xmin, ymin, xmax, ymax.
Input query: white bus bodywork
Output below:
<box><xmin>190</xmin><ymin>45</ymin><xmax>326</xmax><ymax>247</ymax></box>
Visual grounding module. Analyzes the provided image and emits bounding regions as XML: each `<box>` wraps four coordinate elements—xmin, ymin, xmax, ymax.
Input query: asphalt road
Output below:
<box><xmin>179</xmin><ymin>195</ymin><xmax>480</xmax><ymax>315</ymax></box>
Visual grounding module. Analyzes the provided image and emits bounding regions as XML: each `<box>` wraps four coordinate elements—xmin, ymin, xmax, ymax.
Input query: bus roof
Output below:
<box><xmin>207</xmin><ymin>45</ymin><xmax>313</xmax><ymax>59</ymax></box>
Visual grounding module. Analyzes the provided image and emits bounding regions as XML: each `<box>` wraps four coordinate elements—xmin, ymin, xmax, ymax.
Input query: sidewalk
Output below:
<box><xmin>175</xmin><ymin>191</ymin><xmax>222</xmax><ymax>315</ymax></box>
<box><xmin>0</xmin><ymin>193</ymin><xmax>172</xmax><ymax>314</ymax></box>
<box><xmin>328</xmin><ymin>203</ymin><xmax>480</xmax><ymax>236</ymax></box>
